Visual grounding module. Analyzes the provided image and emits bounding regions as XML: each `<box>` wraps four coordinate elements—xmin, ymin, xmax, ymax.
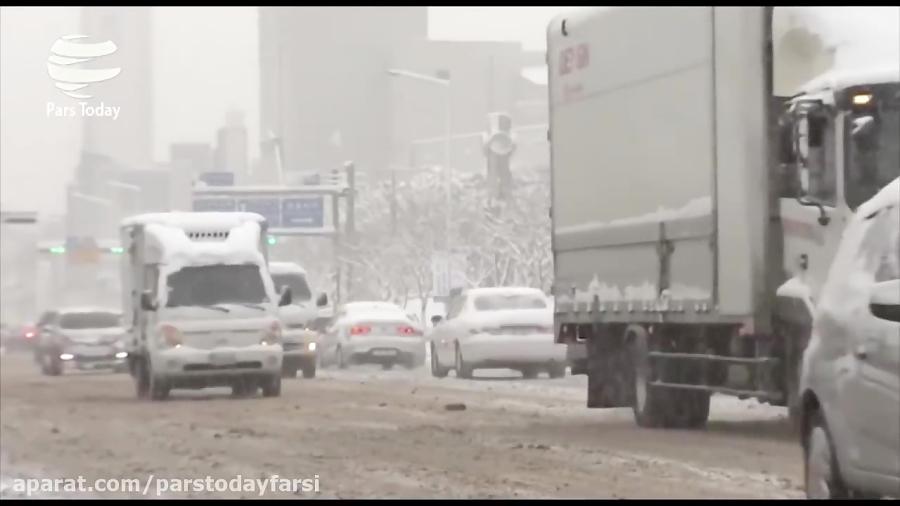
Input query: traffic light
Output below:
<box><xmin>267</xmin><ymin>235</ymin><xmax>277</xmax><ymax>246</ymax></box>
<box><xmin>482</xmin><ymin>112</ymin><xmax>516</xmax><ymax>199</ymax></box>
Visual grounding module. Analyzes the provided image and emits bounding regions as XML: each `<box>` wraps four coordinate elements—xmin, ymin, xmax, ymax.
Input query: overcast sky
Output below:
<box><xmin>0</xmin><ymin>6</ymin><xmax>573</xmax><ymax>216</ymax></box>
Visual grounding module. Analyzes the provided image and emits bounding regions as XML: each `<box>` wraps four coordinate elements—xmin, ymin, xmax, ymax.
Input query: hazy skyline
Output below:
<box><xmin>0</xmin><ymin>6</ymin><xmax>572</xmax><ymax>216</ymax></box>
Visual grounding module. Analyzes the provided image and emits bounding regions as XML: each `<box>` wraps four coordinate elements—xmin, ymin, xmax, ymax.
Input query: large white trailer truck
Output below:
<box><xmin>548</xmin><ymin>7</ymin><xmax>899</xmax><ymax>427</ymax></box>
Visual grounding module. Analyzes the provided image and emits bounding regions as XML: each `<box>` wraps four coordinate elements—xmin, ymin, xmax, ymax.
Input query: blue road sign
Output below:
<box><xmin>238</xmin><ymin>198</ymin><xmax>281</xmax><ymax>228</ymax></box>
<box><xmin>193</xmin><ymin>198</ymin><xmax>236</xmax><ymax>212</ymax></box>
<box><xmin>198</xmin><ymin>172</ymin><xmax>235</xmax><ymax>187</ymax></box>
<box><xmin>282</xmin><ymin>197</ymin><xmax>324</xmax><ymax>228</ymax></box>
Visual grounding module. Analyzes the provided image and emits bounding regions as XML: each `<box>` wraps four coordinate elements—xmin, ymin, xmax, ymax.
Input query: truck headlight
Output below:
<box><xmin>60</xmin><ymin>353</ymin><xmax>74</xmax><ymax>361</ymax></box>
<box><xmin>307</xmin><ymin>342</ymin><xmax>317</xmax><ymax>351</ymax></box>
<box><xmin>261</xmin><ymin>321</ymin><xmax>282</xmax><ymax>346</ymax></box>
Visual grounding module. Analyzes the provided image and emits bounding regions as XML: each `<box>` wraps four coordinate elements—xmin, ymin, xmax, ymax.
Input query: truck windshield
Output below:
<box><xmin>271</xmin><ymin>273</ymin><xmax>312</xmax><ymax>302</ymax></box>
<box><xmin>165</xmin><ymin>264</ymin><xmax>268</xmax><ymax>308</ymax></box>
<box><xmin>845</xmin><ymin>105</ymin><xmax>900</xmax><ymax>209</ymax></box>
<box><xmin>59</xmin><ymin>312</ymin><xmax>121</xmax><ymax>329</ymax></box>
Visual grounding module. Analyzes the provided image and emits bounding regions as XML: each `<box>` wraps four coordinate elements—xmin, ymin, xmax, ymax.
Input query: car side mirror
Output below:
<box><xmin>316</xmin><ymin>293</ymin><xmax>328</xmax><ymax>308</ymax></box>
<box><xmin>140</xmin><ymin>291</ymin><xmax>157</xmax><ymax>311</ymax></box>
<box><xmin>431</xmin><ymin>315</ymin><xmax>443</xmax><ymax>326</ymax></box>
<box><xmin>869</xmin><ymin>280</ymin><xmax>900</xmax><ymax>323</ymax></box>
<box><xmin>279</xmin><ymin>287</ymin><xmax>293</xmax><ymax>307</ymax></box>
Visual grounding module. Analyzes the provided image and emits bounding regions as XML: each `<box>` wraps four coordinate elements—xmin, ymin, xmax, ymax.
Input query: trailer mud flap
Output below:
<box><xmin>586</xmin><ymin>338</ymin><xmax>633</xmax><ymax>408</ymax></box>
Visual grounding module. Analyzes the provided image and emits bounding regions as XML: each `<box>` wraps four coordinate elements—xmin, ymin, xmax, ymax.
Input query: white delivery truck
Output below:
<box><xmin>548</xmin><ymin>7</ymin><xmax>899</xmax><ymax>427</ymax></box>
<box><xmin>120</xmin><ymin>212</ymin><xmax>292</xmax><ymax>400</ymax></box>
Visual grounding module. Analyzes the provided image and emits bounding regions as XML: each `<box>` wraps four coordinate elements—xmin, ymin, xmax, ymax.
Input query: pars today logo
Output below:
<box><xmin>46</xmin><ymin>34</ymin><xmax>122</xmax><ymax>120</ymax></box>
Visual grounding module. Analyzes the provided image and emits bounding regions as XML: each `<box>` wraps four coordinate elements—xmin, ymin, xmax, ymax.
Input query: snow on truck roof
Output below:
<box><xmin>268</xmin><ymin>262</ymin><xmax>308</xmax><ymax>276</ymax></box>
<box><xmin>121</xmin><ymin>212</ymin><xmax>266</xmax><ymax>231</ymax></box>
<box><xmin>799</xmin><ymin>65</ymin><xmax>900</xmax><ymax>96</ymax></box>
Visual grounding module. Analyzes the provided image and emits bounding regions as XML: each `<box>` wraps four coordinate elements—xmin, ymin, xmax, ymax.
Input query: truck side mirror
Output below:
<box><xmin>279</xmin><ymin>287</ymin><xmax>293</xmax><ymax>307</ymax></box>
<box><xmin>869</xmin><ymin>280</ymin><xmax>900</xmax><ymax>323</ymax></box>
<box><xmin>140</xmin><ymin>291</ymin><xmax>157</xmax><ymax>311</ymax></box>
<box><xmin>316</xmin><ymin>293</ymin><xmax>328</xmax><ymax>308</ymax></box>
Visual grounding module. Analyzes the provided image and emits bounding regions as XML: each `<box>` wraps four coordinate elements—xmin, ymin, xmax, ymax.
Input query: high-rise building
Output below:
<box><xmin>80</xmin><ymin>7</ymin><xmax>154</xmax><ymax>174</ymax></box>
<box><xmin>258</xmin><ymin>7</ymin><xmax>428</xmax><ymax>176</ymax></box>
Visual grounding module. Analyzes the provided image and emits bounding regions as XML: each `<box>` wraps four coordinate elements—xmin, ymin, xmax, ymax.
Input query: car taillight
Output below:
<box><xmin>397</xmin><ymin>326</ymin><xmax>420</xmax><ymax>336</ymax></box>
<box><xmin>159</xmin><ymin>324</ymin><xmax>183</xmax><ymax>347</ymax></box>
<box><xmin>350</xmin><ymin>325</ymin><xmax>371</xmax><ymax>336</ymax></box>
<box><xmin>24</xmin><ymin>331</ymin><xmax>35</xmax><ymax>339</ymax></box>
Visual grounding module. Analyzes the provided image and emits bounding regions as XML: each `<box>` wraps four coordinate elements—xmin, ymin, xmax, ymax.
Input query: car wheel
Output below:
<box><xmin>135</xmin><ymin>358</ymin><xmax>150</xmax><ymax>399</ymax></box>
<box><xmin>454</xmin><ymin>344</ymin><xmax>473</xmax><ymax>379</ymax></box>
<box><xmin>261</xmin><ymin>374</ymin><xmax>282</xmax><ymax>397</ymax></box>
<box><xmin>548</xmin><ymin>363</ymin><xmax>567</xmax><ymax>379</ymax></box>
<box><xmin>430</xmin><ymin>343</ymin><xmax>449</xmax><ymax>378</ymax></box>
<box><xmin>149</xmin><ymin>372</ymin><xmax>170</xmax><ymax>401</ymax></box>
<box><xmin>805</xmin><ymin>410</ymin><xmax>848</xmax><ymax>499</ymax></box>
<box><xmin>337</xmin><ymin>347</ymin><xmax>348</xmax><ymax>370</ymax></box>
<box><xmin>302</xmin><ymin>364</ymin><xmax>316</xmax><ymax>379</ymax></box>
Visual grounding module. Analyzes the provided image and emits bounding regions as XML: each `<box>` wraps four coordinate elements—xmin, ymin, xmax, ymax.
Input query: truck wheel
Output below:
<box><xmin>671</xmin><ymin>390</ymin><xmax>711</xmax><ymax>428</ymax></box>
<box><xmin>548</xmin><ymin>363</ymin><xmax>567</xmax><ymax>379</ymax></box>
<box><xmin>804</xmin><ymin>410</ymin><xmax>848</xmax><ymax>499</ymax></box>
<box><xmin>454</xmin><ymin>344</ymin><xmax>474</xmax><ymax>379</ymax></box>
<box><xmin>430</xmin><ymin>344</ymin><xmax>450</xmax><ymax>378</ymax></box>
<box><xmin>630</xmin><ymin>331</ymin><xmax>673</xmax><ymax>428</ymax></box>
<box><xmin>301</xmin><ymin>364</ymin><xmax>316</xmax><ymax>379</ymax></box>
<box><xmin>135</xmin><ymin>359</ymin><xmax>150</xmax><ymax>399</ymax></box>
<box><xmin>261</xmin><ymin>374</ymin><xmax>282</xmax><ymax>397</ymax></box>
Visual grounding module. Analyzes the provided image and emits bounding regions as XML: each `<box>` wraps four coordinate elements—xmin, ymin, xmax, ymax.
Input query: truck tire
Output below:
<box><xmin>548</xmin><ymin>363</ymin><xmax>567</xmax><ymax>379</ymax></box>
<box><xmin>430</xmin><ymin>343</ymin><xmax>450</xmax><ymax>378</ymax></box>
<box><xmin>261</xmin><ymin>374</ymin><xmax>282</xmax><ymax>397</ymax></box>
<box><xmin>454</xmin><ymin>344</ymin><xmax>474</xmax><ymax>379</ymax></box>
<box><xmin>630</xmin><ymin>330</ymin><xmax>674</xmax><ymax>428</ymax></box>
<box><xmin>673</xmin><ymin>390</ymin><xmax>711</xmax><ymax>428</ymax></box>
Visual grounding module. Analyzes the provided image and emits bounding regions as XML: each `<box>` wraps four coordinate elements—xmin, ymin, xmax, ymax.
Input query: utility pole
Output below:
<box><xmin>343</xmin><ymin>161</ymin><xmax>356</xmax><ymax>300</ymax></box>
<box><xmin>390</xmin><ymin>166</ymin><xmax>398</xmax><ymax>236</ymax></box>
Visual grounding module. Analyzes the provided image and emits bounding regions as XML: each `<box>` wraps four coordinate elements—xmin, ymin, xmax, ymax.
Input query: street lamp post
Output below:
<box><xmin>386</xmin><ymin>68</ymin><xmax>453</xmax><ymax>254</ymax></box>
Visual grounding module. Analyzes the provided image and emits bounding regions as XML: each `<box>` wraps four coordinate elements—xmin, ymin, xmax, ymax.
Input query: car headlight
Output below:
<box><xmin>115</xmin><ymin>351</ymin><xmax>128</xmax><ymax>359</ymax></box>
<box><xmin>158</xmin><ymin>324</ymin><xmax>183</xmax><ymax>348</ymax></box>
<box><xmin>260</xmin><ymin>321</ymin><xmax>282</xmax><ymax>346</ymax></box>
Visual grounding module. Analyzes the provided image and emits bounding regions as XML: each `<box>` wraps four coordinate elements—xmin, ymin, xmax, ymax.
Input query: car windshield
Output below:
<box><xmin>166</xmin><ymin>264</ymin><xmax>268</xmax><ymax>307</ymax></box>
<box><xmin>271</xmin><ymin>273</ymin><xmax>312</xmax><ymax>301</ymax></box>
<box><xmin>59</xmin><ymin>312</ymin><xmax>121</xmax><ymax>329</ymax></box>
<box><xmin>473</xmin><ymin>293</ymin><xmax>548</xmax><ymax>311</ymax></box>
<box><xmin>845</xmin><ymin>104</ymin><xmax>900</xmax><ymax>209</ymax></box>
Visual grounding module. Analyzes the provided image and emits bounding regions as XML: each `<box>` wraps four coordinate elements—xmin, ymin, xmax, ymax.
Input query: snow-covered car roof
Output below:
<box><xmin>463</xmin><ymin>287</ymin><xmax>548</xmax><ymax>298</ymax></box>
<box><xmin>268</xmin><ymin>262</ymin><xmax>308</xmax><ymax>276</ymax></box>
<box><xmin>121</xmin><ymin>212</ymin><xmax>266</xmax><ymax>231</ymax></box>
<box><xmin>798</xmin><ymin>64</ymin><xmax>900</xmax><ymax>97</ymax></box>
<box><xmin>56</xmin><ymin>306</ymin><xmax>121</xmax><ymax>315</ymax></box>
<box><xmin>341</xmin><ymin>301</ymin><xmax>406</xmax><ymax>313</ymax></box>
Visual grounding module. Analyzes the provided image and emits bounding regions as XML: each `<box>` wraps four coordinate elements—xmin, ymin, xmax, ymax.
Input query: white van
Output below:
<box><xmin>120</xmin><ymin>212</ymin><xmax>291</xmax><ymax>400</ymax></box>
<box><xmin>269</xmin><ymin>261</ymin><xmax>328</xmax><ymax>378</ymax></box>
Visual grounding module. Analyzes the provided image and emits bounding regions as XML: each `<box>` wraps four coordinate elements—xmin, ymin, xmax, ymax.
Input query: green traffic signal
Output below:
<box><xmin>110</xmin><ymin>247</ymin><xmax>124</xmax><ymax>254</ymax></box>
<box><xmin>267</xmin><ymin>235</ymin><xmax>277</xmax><ymax>245</ymax></box>
<box><xmin>49</xmin><ymin>246</ymin><xmax>66</xmax><ymax>254</ymax></box>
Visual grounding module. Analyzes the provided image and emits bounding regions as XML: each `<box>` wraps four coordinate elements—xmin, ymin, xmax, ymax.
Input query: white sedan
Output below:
<box><xmin>428</xmin><ymin>287</ymin><xmax>567</xmax><ymax>379</ymax></box>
